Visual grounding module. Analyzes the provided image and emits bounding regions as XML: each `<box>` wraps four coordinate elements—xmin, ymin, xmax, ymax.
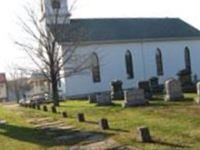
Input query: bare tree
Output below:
<box><xmin>15</xmin><ymin>0</ymin><xmax>90</xmax><ymax>106</ymax></box>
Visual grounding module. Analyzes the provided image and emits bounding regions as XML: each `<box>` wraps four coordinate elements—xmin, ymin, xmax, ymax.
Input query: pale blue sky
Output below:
<box><xmin>0</xmin><ymin>0</ymin><xmax>200</xmax><ymax>72</ymax></box>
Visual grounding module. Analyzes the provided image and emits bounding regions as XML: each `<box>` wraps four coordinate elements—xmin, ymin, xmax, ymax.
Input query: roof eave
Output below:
<box><xmin>61</xmin><ymin>36</ymin><xmax>200</xmax><ymax>46</ymax></box>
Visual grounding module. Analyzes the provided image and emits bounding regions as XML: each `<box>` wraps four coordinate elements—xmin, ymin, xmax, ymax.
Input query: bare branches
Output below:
<box><xmin>16</xmin><ymin>1</ymin><xmax>92</xmax><ymax>106</ymax></box>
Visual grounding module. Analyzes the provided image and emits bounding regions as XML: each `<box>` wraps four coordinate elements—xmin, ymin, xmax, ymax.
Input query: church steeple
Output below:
<box><xmin>41</xmin><ymin>0</ymin><xmax>70</xmax><ymax>24</ymax></box>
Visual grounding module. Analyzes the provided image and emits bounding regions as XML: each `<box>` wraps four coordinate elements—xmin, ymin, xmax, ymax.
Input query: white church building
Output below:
<box><xmin>42</xmin><ymin>0</ymin><xmax>200</xmax><ymax>98</ymax></box>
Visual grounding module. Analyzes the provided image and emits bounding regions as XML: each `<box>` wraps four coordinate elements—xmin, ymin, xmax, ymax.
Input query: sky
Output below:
<box><xmin>0</xmin><ymin>0</ymin><xmax>200</xmax><ymax>73</ymax></box>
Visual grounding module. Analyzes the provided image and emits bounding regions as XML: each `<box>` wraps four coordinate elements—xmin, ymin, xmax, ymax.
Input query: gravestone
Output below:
<box><xmin>32</xmin><ymin>104</ymin><xmax>36</xmax><ymax>109</ymax></box>
<box><xmin>137</xmin><ymin>126</ymin><xmax>152</xmax><ymax>142</ymax></box>
<box><xmin>99</xmin><ymin>118</ymin><xmax>109</xmax><ymax>130</ymax></box>
<box><xmin>165</xmin><ymin>78</ymin><xmax>184</xmax><ymax>101</ymax></box>
<box><xmin>194</xmin><ymin>82</ymin><xmax>200</xmax><ymax>104</ymax></box>
<box><xmin>149</xmin><ymin>77</ymin><xmax>160</xmax><ymax>93</ymax></box>
<box><xmin>36</xmin><ymin>104</ymin><xmax>41</xmax><ymax>110</ymax></box>
<box><xmin>110</xmin><ymin>80</ymin><xmax>124</xmax><ymax>100</ymax></box>
<box><xmin>62</xmin><ymin>112</ymin><xmax>68</xmax><ymax>118</ymax></box>
<box><xmin>122</xmin><ymin>89</ymin><xmax>148</xmax><ymax>108</ymax></box>
<box><xmin>43</xmin><ymin>105</ymin><xmax>48</xmax><ymax>112</ymax></box>
<box><xmin>138</xmin><ymin>81</ymin><xmax>152</xmax><ymax>99</ymax></box>
<box><xmin>51</xmin><ymin>106</ymin><xmax>57</xmax><ymax>113</ymax></box>
<box><xmin>177</xmin><ymin>69</ymin><xmax>192</xmax><ymax>87</ymax></box>
<box><xmin>77</xmin><ymin>113</ymin><xmax>85</xmax><ymax>122</ymax></box>
<box><xmin>88</xmin><ymin>94</ymin><xmax>97</xmax><ymax>103</ymax></box>
<box><xmin>96</xmin><ymin>93</ymin><xmax>112</xmax><ymax>106</ymax></box>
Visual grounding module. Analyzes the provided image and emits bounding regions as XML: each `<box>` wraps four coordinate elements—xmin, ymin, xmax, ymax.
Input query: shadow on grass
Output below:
<box><xmin>0</xmin><ymin>123</ymin><xmax>112</xmax><ymax>147</ymax></box>
<box><xmin>152</xmin><ymin>139</ymin><xmax>190</xmax><ymax>149</ymax></box>
<box><xmin>85</xmin><ymin>121</ymin><xmax>99</xmax><ymax>125</ymax></box>
<box><xmin>109</xmin><ymin>128</ymin><xmax>129</xmax><ymax>133</ymax></box>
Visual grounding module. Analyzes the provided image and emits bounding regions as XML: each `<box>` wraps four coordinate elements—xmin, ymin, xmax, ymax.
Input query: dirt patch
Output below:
<box><xmin>70</xmin><ymin>139</ymin><xmax>137</xmax><ymax>150</ymax></box>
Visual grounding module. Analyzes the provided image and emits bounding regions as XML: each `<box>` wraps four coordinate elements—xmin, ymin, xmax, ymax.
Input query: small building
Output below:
<box><xmin>27</xmin><ymin>72</ymin><xmax>51</xmax><ymax>97</ymax></box>
<box><xmin>0</xmin><ymin>73</ymin><xmax>8</xmax><ymax>101</ymax></box>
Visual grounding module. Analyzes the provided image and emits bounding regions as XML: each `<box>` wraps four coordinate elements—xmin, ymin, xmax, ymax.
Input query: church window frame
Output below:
<box><xmin>125</xmin><ymin>50</ymin><xmax>134</xmax><ymax>79</ymax></box>
<box><xmin>156</xmin><ymin>48</ymin><xmax>164</xmax><ymax>76</ymax></box>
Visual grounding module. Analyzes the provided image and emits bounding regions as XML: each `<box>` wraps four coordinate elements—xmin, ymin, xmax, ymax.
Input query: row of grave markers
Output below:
<box><xmin>20</xmin><ymin>103</ymin><xmax>110</xmax><ymax>130</ymax></box>
<box><xmin>20</xmin><ymin>103</ymin><xmax>153</xmax><ymax>143</ymax></box>
<box><xmin>89</xmin><ymin>78</ymin><xmax>200</xmax><ymax>107</ymax></box>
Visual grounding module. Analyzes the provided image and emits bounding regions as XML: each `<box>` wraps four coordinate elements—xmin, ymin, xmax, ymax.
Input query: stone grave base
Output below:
<box><xmin>122</xmin><ymin>100</ymin><xmax>149</xmax><ymax>108</ymax></box>
<box><xmin>165</xmin><ymin>95</ymin><xmax>184</xmax><ymax>101</ymax></box>
<box><xmin>194</xmin><ymin>97</ymin><xmax>200</xmax><ymax>104</ymax></box>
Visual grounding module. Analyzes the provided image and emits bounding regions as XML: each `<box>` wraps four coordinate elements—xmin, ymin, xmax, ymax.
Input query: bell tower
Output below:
<box><xmin>41</xmin><ymin>0</ymin><xmax>70</xmax><ymax>24</ymax></box>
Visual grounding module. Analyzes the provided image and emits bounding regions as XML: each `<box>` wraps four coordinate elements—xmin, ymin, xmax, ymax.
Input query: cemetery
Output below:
<box><xmin>1</xmin><ymin>0</ymin><xmax>200</xmax><ymax>149</ymax></box>
<box><xmin>0</xmin><ymin>84</ymin><xmax>200</xmax><ymax>150</ymax></box>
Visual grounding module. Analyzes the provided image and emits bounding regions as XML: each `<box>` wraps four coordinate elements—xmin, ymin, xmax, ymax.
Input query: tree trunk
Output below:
<box><xmin>52</xmin><ymin>79</ymin><xmax>59</xmax><ymax>106</ymax></box>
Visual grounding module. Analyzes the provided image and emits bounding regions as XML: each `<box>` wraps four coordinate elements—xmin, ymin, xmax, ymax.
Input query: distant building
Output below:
<box><xmin>7</xmin><ymin>78</ymin><xmax>30</xmax><ymax>101</ymax></box>
<box><xmin>0</xmin><ymin>73</ymin><xmax>8</xmax><ymax>101</ymax></box>
<box><xmin>27</xmin><ymin>72</ymin><xmax>64</xmax><ymax>99</ymax></box>
<box><xmin>27</xmin><ymin>72</ymin><xmax>51</xmax><ymax>96</ymax></box>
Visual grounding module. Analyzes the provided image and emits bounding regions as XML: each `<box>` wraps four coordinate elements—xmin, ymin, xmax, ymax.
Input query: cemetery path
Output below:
<box><xmin>2</xmin><ymin>104</ymin><xmax>137</xmax><ymax>149</ymax></box>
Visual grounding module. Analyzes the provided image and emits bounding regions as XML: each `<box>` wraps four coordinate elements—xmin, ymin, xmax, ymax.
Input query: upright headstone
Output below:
<box><xmin>165</xmin><ymin>78</ymin><xmax>184</xmax><ymax>101</ymax></box>
<box><xmin>32</xmin><ymin>104</ymin><xmax>36</xmax><ymax>109</ymax></box>
<box><xmin>99</xmin><ymin>118</ymin><xmax>109</xmax><ymax>130</ymax></box>
<box><xmin>137</xmin><ymin>126</ymin><xmax>152</xmax><ymax>143</ymax></box>
<box><xmin>43</xmin><ymin>105</ymin><xmax>48</xmax><ymax>112</ymax></box>
<box><xmin>77</xmin><ymin>113</ymin><xmax>85</xmax><ymax>122</ymax></box>
<box><xmin>138</xmin><ymin>81</ymin><xmax>152</xmax><ymax>99</ymax></box>
<box><xmin>88</xmin><ymin>94</ymin><xmax>97</xmax><ymax>103</ymax></box>
<box><xmin>96</xmin><ymin>93</ymin><xmax>112</xmax><ymax>106</ymax></box>
<box><xmin>51</xmin><ymin>106</ymin><xmax>57</xmax><ymax>113</ymax></box>
<box><xmin>62</xmin><ymin>112</ymin><xmax>68</xmax><ymax>118</ymax></box>
<box><xmin>149</xmin><ymin>77</ymin><xmax>160</xmax><ymax>93</ymax></box>
<box><xmin>194</xmin><ymin>82</ymin><xmax>200</xmax><ymax>104</ymax></box>
<box><xmin>110</xmin><ymin>80</ymin><xmax>124</xmax><ymax>100</ymax></box>
<box><xmin>123</xmin><ymin>89</ymin><xmax>148</xmax><ymax>108</ymax></box>
<box><xmin>36</xmin><ymin>104</ymin><xmax>41</xmax><ymax>110</ymax></box>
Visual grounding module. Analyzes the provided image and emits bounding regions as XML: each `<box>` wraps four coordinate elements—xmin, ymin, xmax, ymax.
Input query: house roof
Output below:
<box><xmin>50</xmin><ymin>18</ymin><xmax>200</xmax><ymax>42</ymax></box>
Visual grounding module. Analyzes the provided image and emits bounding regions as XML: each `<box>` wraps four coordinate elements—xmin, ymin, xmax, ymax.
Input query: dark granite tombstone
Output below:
<box><xmin>77</xmin><ymin>113</ymin><xmax>85</xmax><ymax>122</ymax></box>
<box><xmin>36</xmin><ymin>104</ymin><xmax>41</xmax><ymax>110</ymax></box>
<box><xmin>149</xmin><ymin>77</ymin><xmax>161</xmax><ymax>93</ymax></box>
<box><xmin>88</xmin><ymin>94</ymin><xmax>97</xmax><ymax>103</ymax></box>
<box><xmin>137</xmin><ymin>126</ymin><xmax>152</xmax><ymax>142</ymax></box>
<box><xmin>177</xmin><ymin>69</ymin><xmax>192</xmax><ymax>87</ymax></box>
<box><xmin>43</xmin><ymin>105</ymin><xmax>48</xmax><ymax>112</ymax></box>
<box><xmin>99</xmin><ymin>118</ymin><xmax>109</xmax><ymax>130</ymax></box>
<box><xmin>51</xmin><ymin>106</ymin><xmax>57</xmax><ymax>113</ymax></box>
<box><xmin>177</xmin><ymin>69</ymin><xmax>196</xmax><ymax>92</ymax></box>
<box><xmin>138</xmin><ymin>81</ymin><xmax>152</xmax><ymax>99</ymax></box>
<box><xmin>32</xmin><ymin>104</ymin><xmax>36</xmax><ymax>109</ymax></box>
<box><xmin>110</xmin><ymin>80</ymin><xmax>124</xmax><ymax>100</ymax></box>
<box><xmin>62</xmin><ymin>112</ymin><xmax>68</xmax><ymax>118</ymax></box>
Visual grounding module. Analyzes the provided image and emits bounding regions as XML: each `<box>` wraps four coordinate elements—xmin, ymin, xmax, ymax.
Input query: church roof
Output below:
<box><xmin>50</xmin><ymin>18</ymin><xmax>200</xmax><ymax>42</ymax></box>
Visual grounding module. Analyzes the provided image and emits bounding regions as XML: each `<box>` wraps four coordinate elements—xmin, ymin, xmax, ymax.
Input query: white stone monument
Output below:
<box><xmin>165</xmin><ymin>78</ymin><xmax>184</xmax><ymax>101</ymax></box>
<box><xmin>194</xmin><ymin>82</ymin><xmax>200</xmax><ymax>104</ymax></box>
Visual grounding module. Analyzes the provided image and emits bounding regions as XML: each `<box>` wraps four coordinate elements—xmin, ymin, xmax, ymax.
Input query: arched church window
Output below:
<box><xmin>91</xmin><ymin>52</ymin><xmax>101</xmax><ymax>83</ymax></box>
<box><xmin>184</xmin><ymin>47</ymin><xmax>191</xmax><ymax>72</ymax></box>
<box><xmin>125</xmin><ymin>50</ymin><xmax>134</xmax><ymax>79</ymax></box>
<box><xmin>156</xmin><ymin>48</ymin><xmax>164</xmax><ymax>76</ymax></box>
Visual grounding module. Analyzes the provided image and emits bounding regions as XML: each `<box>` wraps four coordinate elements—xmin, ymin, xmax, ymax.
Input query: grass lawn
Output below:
<box><xmin>0</xmin><ymin>93</ymin><xmax>200</xmax><ymax>150</ymax></box>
